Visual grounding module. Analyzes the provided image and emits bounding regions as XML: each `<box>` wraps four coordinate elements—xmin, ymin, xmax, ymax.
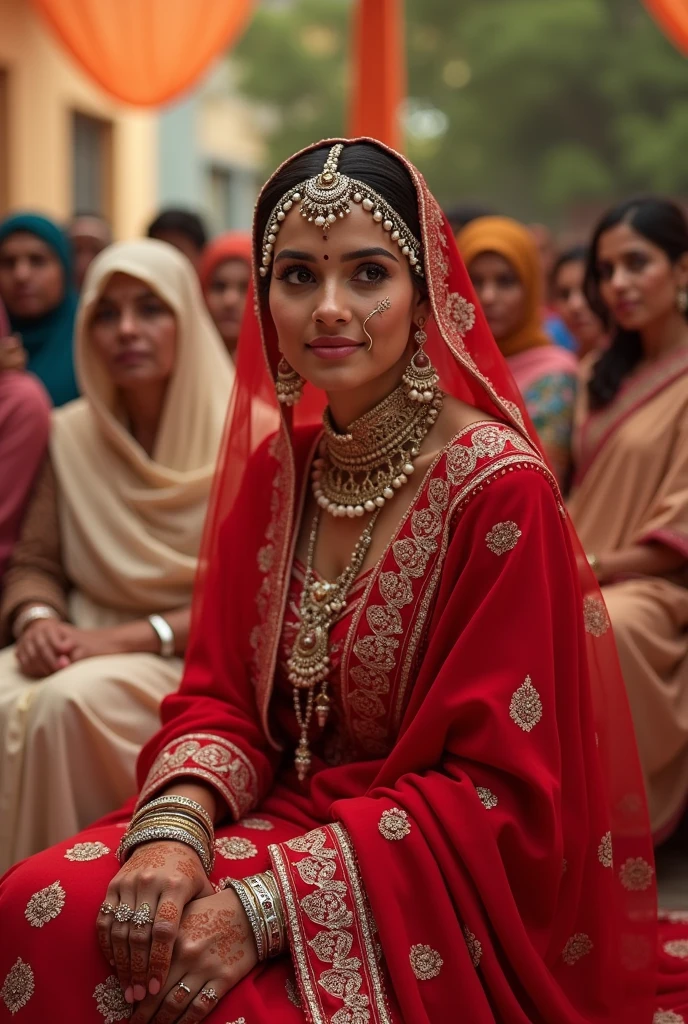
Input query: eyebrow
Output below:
<box><xmin>274</xmin><ymin>246</ymin><xmax>400</xmax><ymax>264</ymax></box>
<box><xmin>274</xmin><ymin>249</ymin><xmax>317</xmax><ymax>263</ymax></box>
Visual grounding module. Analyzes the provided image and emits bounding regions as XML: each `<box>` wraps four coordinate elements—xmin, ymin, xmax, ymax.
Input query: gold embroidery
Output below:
<box><xmin>409</xmin><ymin>944</ymin><xmax>443</xmax><ymax>980</ymax></box>
<box><xmin>476</xmin><ymin>787</ymin><xmax>498</xmax><ymax>810</ymax></box>
<box><xmin>215</xmin><ymin>837</ymin><xmax>258</xmax><ymax>860</ymax></box>
<box><xmin>562</xmin><ymin>933</ymin><xmax>593</xmax><ymax>965</ymax></box>
<box><xmin>239</xmin><ymin>817</ymin><xmax>274</xmax><ymax>831</ymax></box>
<box><xmin>661</xmin><ymin>910</ymin><xmax>688</xmax><ymax>923</ymax></box>
<box><xmin>597</xmin><ymin>832</ymin><xmax>613</xmax><ymax>868</ymax></box>
<box><xmin>445</xmin><ymin>292</ymin><xmax>476</xmax><ymax>335</ymax></box>
<box><xmin>485</xmin><ymin>521</ymin><xmax>522</xmax><ymax>556</ymax></box>
<box><xmin>64</xmin><ymin>840</ymin><xmax>110</xmax><ymax>862</ymax></box>
<box><xmin>654</xmin><ymin>1013</ymin><xmax>686</xmax><ymax>1024</ymax></box>
<box><xmin>619</xmin><ymin>856</ymin><xmax>654</xmax><ymax>892</ymax></box>
<box><xmin>93</xmin><ymin>975</ymin><xmax>131</xmax><ymax>1022</ymax></box>
<box><xmin>25</xmin><ymin>880</ymin><xmax>66</xmax><ymax>928</ymax></box>
<box><xmin>664</xmin><ymin>940</ymin><xmax>688</xmax><ymax>959</ymax></box>
<box><xmin>583</xmin><ymin>595</ymin><xmax>610</xmax><ymax>637</ymax></box>
<box><xmin>463</xmin><ymin>926</ymin><xmax>482</xmax><ymax>968</ymax></box>
<box><xmin>1</xmin><ymin>958</ymin><xmax>35</xmax><ymax>1014</ymax></box>
<box><xmin>378</xmin><ymin>808</ymin><xmax>411</xmax><ymax>841</ymax></box>
<box><xmin>509</xmin><ymin>676</ymin><xmax>543</xmax><ymax>732</ymax></box>
<box><xmin>286</xmin><ymin>976</ymin><xmax>303</xmax><ymax>1008</ymax></box>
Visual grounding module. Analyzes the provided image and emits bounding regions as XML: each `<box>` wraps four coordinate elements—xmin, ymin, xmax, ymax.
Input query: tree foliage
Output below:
<box><xmin>233</xmin><ymin>0</ymin><xmax>688</xmax><ymax>220</ymax></box>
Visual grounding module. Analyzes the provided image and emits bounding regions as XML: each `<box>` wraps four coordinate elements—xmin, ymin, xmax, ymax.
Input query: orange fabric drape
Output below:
<box><xmin>347</xmin><ymin>0</ymin><xmax>406</xmax><ymax>151</ymax></box>
<box><xmin>643</xmin><ymin>0</ymin><xmax>688</xmax><ymax>55</ymax></box>
<box><xmin>29</xmin><ymin>0</ymin><xmax>255</xmax><ymax>106</ymax></box>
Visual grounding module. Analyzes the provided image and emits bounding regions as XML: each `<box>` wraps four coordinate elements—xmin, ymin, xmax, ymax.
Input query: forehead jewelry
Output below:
<box><xmin>363</xmin><ymin>296</ymin><xmax>392</xmax><ymax>352</ymax></box>
<box><xmin>260</xmin><ymin>143</ymin><xmax>424</xmax><ymax>280</ymax></box>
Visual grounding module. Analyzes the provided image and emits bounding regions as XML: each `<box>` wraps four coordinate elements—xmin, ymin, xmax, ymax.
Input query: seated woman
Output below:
<box><xmin>0</xmin><ymin>213</ymin><xmax>79</xmax><ymax>408</ymax></box>
<box><xmin>0</xmin><ymin>300</ymin><xmax>51</xmax><ymax>594</ymax></box>
<box><xmin>568</xmin><ymin>197</ymin><xmax>688</xmax><ymax>844</ymax></box>
<box><xmin>458</xmin><ymin>216</ymin><xmax>578</xmax><ymax>485</ymax></box>
<box><xmin>199</xmin><ymin>232</ymin><xmax>252</xmax><ymax>362</ymax></box>
<box><xmin>0</xmin><ymin>239</ymin><xmax>232</xmax><ymax>872</ymax></box>
<box><xmin>551</xmin><ymin>245</ymin><xmax>608</xmax><ymax>360</ymax></box>
<box><xmin>0</xmin><ymin>140</ymin><xmax>680</xmax><ymax>1023</ymax></box>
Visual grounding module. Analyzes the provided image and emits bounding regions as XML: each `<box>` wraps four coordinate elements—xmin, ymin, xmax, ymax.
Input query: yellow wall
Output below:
<box><xmin>0</xmin><ymin>0</ymin><xmax>156</xmax><ymax>238</ymax></box>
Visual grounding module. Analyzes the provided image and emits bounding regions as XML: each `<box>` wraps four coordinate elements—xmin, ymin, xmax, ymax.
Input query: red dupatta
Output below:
<box><xmin>136</xmin><ymin>139</ymin><xmax>657</xmax><ymax>1023</ymax></box>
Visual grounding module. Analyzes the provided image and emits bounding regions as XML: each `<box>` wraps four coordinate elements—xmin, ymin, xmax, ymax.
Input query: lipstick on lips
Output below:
<box><xmin>307</xmin><ymin>336</ymin><xmax>364</xmax><ymax>360</ymax></box>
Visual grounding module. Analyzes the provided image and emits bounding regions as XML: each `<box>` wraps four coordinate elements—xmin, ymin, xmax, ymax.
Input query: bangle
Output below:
<box><xmin>116</xmin><ymin>823</ymin><xmax>213</xmax><ymax>874</ymax></box>
<box><xmin>243</xmin><ymin>872</ymin><xmax>287</xmax><ymax>958</ymax></box>
<box><xmin>131</xmin><ymin>795</ymin><xmax>215</xmax><ymax>837</ymax></box>
<box><xmin>224</xmin><ymin>878</ymin><xmax>267</xmax><ymax>961</ymax></box>
<box><xmin>148</xmin><ymin>614</ymin><xmax>175</xmax><ymax>658</ymax></box>
<box><xmin>586</xmin><ymin>553</ymin><xmax>601</xmax><ymax>578</ymax></box>
<box><xmin>13</xmin><ymin>604</ymin><xmax>60</xmax><ymax>640</ymax></box>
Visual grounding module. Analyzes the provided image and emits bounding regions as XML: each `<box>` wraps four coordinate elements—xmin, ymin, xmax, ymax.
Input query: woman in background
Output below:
<box><xmin>568</xmin><ymin>197</ymin><xmax>688</xmax><ymax>842</ymax></box>
<box><xmin>551</xmin><ymin>245</ymin><xmax>608</xmax><ymax>360</ymax></box>
<box><xmin>200</xmin><ymin>232</ymin><xmax>252</xmax><ymax>362</ymax></box>
<box><xmin>0</xmin><ymin>239</ymin><xmax>232</xmax><ymax>871</ymax></box>
<box><xmin>459</xmin><ymin>216</ymin><xmax>578</xmax><ymax>484</ymax></box>
<box><xmin>0</xmin><ymin>213</ymin><xmax>78</xmax><ymax>407</ymax></box>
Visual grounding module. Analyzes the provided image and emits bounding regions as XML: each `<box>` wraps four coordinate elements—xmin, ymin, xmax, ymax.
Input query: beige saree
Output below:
<box><xmin>568</xmin><ymin>347</ymin><xmax>688</xmax><ymax>836</ymax></box>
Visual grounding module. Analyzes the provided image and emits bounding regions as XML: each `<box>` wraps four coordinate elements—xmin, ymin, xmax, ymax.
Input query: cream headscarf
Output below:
<box><xmin>50</xmin><ymin>239</ymin><xmax>233</xmax><ymax>614</ymax></box>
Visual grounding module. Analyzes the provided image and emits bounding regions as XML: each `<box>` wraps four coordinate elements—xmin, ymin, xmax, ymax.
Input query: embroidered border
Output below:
<box><xmin>137</xmin><ymin>733</ymin><xmax>258</xmax><ymax>818</ymax></box>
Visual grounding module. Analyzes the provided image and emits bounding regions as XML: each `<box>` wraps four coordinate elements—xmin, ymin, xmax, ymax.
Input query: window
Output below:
<box><xmin>207</xmin><ymin>164</ymin><xmax>234</xmax><ymax>230</ymax></box>
<box><xmin>71</xmin><ymin>111</ymin><xmax>112</xmax><ymax>215</ymax></box>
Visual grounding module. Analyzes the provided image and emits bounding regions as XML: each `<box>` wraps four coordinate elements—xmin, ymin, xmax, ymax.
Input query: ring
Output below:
<box><xmin>114</xmin><ymin>902</ymin><xmax>134</xmax><ymax>923</ymax></box>
<box><xmin>99</xmin><ymin>901</ymin><xmax>115</xmax><ymax>916</ymax></box>
<box><xmin>131</xmin><ymin>902</ymin><xmax>153</xmax><ymax>927</ymax></box>
<box><xmin>177</xmin><ymin>981</ymin><xmax>192</xmax><ymax>994</ymax></box>
<box><xmin>200</xmin><ymin>987</ymin><xmax>218</xmax><ymax>1004</ymax></box>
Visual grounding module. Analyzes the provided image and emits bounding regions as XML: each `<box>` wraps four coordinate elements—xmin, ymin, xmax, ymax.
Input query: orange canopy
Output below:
<box><xmin>30</xmin><ymin>0</ymin><xmax>255</xmax><ymax>106</ymax></box>
<box><xmin>347</xmin><ymin>0</ymin><xmax>405</xmax><ymax>151</ymax></box>
<box><xmin>642</xmin><ymin>0</ymin><xmax>688</xmax><ymax>55</ymax></box>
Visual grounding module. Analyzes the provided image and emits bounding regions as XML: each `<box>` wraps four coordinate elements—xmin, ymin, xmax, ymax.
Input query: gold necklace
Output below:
<box><xmin>312</xmin><ymin>384</ymin><xmax>443</xmax><ymax>519</ymax></box>
<box><xmin>288</xmin><ymin>508</ymin><xmax>381</xmax><ymax>781</ymax></box>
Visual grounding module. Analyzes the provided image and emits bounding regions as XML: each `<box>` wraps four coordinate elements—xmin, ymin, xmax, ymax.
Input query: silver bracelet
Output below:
<box><xmin>132</xmin><ymin>794</ymin><xmax>215</xmax><ymax>837</ymax></box>
<box><xmin>148</xmin><ymin>614</ymin><xmax>175</xmax><ymax>658</ymax></box>
<box><xmin>116</xmin><ymin>824</ymin><xmax>213</xmax><ymax>874</ymax></box>
<box><xmin>13</xmin><ymin>604</ymin><xmax>60</xmax><ymax>640</ymax></box>
<box><xmin>224</xmin><ymin>879</ymin><xmax>267</xmax><ymax>961</ymax></box>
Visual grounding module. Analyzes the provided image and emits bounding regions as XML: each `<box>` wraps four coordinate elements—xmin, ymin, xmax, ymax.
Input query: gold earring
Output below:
<box><xmin>403</xmin><ymin>318</ymin><xmax>440</xmax><ymax>403</ymax></box>
<box><xmin>678</xmin><ymin>287</ymin><xmax>688</xmax><ymax>315</ymax></box>
<box><xmin>275</xmin><ymin>358</ymin><xmax>304</xmax><ymax>406</ymax></box>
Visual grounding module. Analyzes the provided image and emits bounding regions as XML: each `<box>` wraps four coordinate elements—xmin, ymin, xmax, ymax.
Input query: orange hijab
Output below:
<box><xmin>457</xmin><ymin>216</ymin><xmax>551</xmax><ymax>357</ymax></box>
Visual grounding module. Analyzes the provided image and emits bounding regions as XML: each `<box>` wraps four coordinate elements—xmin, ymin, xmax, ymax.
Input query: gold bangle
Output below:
<box><xmin>131</xmin><ymin>808</ymin><xmax>213</xmax><ymax>847</ymax></box>
<box><xmin>128</xmin><ymin>815</ymin><xmax>212</xmax><ymax>857</ymax></box>
<box><xmin>132</xmin><ymin>795</ymin><xmax>214</xmax><ymax>836</ymax></box>
<box><xmin>117</xmin><ymin>824</ymin><xmax>213</xmax><ymax>874</ymax></box>
<box><xmin>243</xmin><ymin>872</ymin><xmax>286</xmax><ymax>958</ymax></box>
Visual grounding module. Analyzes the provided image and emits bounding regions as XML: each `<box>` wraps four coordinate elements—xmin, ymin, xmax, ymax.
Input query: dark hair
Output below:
<box><xmin>147</xmin><ymin>208</ymin><xmax>208</xmax><ymax>251</ymax></box>
<box><xmin>444</xmin><ymin>203</ymin><xmax>495</xmax><ymax>233</ymax></box>
<box><xmin>550</xmin><ymin>244</ymin><xmax>588</xmax><ymax>291</ymax></box>
<box><xmin>255</xmin><ymin>141</ymin><xmax>426</xmax><ymax>299</ymax></box>
<box><xmin>585</xmin><ymin>197</ymin><xmax>688</xmax><ymax>409</ymax></box>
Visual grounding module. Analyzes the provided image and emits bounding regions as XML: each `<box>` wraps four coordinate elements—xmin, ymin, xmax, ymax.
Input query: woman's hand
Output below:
<box><xmin>60</xmin><ymin>624</ymin><xmax>134</xmax><ymax>663</ymax></box>
<box><xmin>96</xmin><ymin>841</ymin><xmax>214</xmax><ymax>1007</ymax></box>
<box><xmin>15</xmin><ymin>618</ymin><xmax>72</xmax><ymax>678</ymax></box>
<box><xmin>130</xmin><ymin>888</ymin><xmax>258</xmax><ymax>1024</ymax></box>
<box><xmin>0</xmin><ymin>335</ymin><xmax>26</xmax><ymax>372</ymax></box>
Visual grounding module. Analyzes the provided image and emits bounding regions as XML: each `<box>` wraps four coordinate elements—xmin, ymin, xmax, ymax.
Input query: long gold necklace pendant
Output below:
<box><xmin>295</xmin><ymin>738</ymin><xmax>312</xmax><ymax>782</ymax></box>
<box><xmin>315</xmin><ymin>690</ymin><xmax>331</xmax><ymax>728</ymax></box>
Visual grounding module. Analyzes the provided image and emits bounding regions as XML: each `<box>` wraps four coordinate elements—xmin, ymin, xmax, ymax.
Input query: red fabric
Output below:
<box><xmin>643</xmin><ymin>0</ymin><xmax>688</xmax><ymax>56</ymax></box>
<box><xmin>198</xmin><ymin>232</ymin><xmax>253</xmax><ymax>291</ymax></box>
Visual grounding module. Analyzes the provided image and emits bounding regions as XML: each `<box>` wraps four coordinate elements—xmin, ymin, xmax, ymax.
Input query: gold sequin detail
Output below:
<box><xmin>93</xmin><ymin>975</ymin><xmax>130</xmax><ymax>1022</ymax></box>
<box><xmin>378</xmin><ymin>807</ymin><xmax>411</xmax><ymax>841</ymax></box>
<box><xmin>409</xmin><ymin>944</ymin><xmax>443</xmax><ymax>980</ymax></box>
<box><xmin>476</xmin><ymin>786</ymin><xmax>498</xmax><ymax>810</ymax></box>
<box><xmin>286</xmin><ymin>976</ymin><xmax>302</xmax><ymax>1008</ymax></box>
<box><xmin>64</xmin><ymin>840</ymin><xmax>110</xmax><ymax>862</ymax></box>
<box><xmin>446</xmin><ymin>292</ymin><xmax>476</xmax><ymax>335</ymax></box>
<box><xmin>654</xmin><ymin>1013</ymin><xmax>685</xmax><ymax>1024</ymax></box>
<box><xmin>464</xmin><ymin>926</ymin><xmax>482</xmax><ymax>967</ymax></box>
<box><xmin>664</xmin><ymin>940</ymin><xmax>688</xmax><ymax>959</ymax></box>
<box><xmin>509</xmin><ymin>675</ymin><xmax>543</xmax><ymax>732</ymax></box>
<box><xmin>215</xmin><ymin>836</ymin><xmax>258</xmax><ymax>860</ymax></box>
<box><xmin>485</xmin><ymin>521</ymin><xmax>522</xmax><ymax>556</ymax></box>
<box><xmin>598</xmin><ymin>831</ymin><xmax>613</xmax><ymax>868</ymax></box>
<box><xmin>562</xmin><ymin>933</ymin><xmax>593</xmax><ymax>965</ymax></box>
<box><xmin>619</xmin><ymin>856</ymin><xmax>654</xmax><ymax>892</ymax></box>
<box><xmin>1</xmin><ymin>958</ymin><xmax>35</xmax><ymax>1014</ymax></box>
<box><xmin>583</xmin><ymin>595</ymin><xmax>610</xmax><ymax>637</ymax></box>
<box><xmin>239</xmin><ymin>817</ymin><xmax>274</xmax><ymax>831</ymax></box>
<box><xmin>25</xmin><ymin>880</ymin><xmax>66</xmax><ymax>927</ymax></box>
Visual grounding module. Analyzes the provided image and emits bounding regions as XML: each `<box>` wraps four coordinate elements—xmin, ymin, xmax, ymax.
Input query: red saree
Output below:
<box><xmin>0</xmin><ymin>138</ymin><xmax>683</xmax><ymax>1023</ymax></box>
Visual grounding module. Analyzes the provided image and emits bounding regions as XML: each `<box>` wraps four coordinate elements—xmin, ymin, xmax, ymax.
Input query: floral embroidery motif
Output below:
<box><xmin>562</xmin><ymin>933</ymin><xmax>593</xmax><ymax>965</ymax></box>
<box><xmin>509</xmin><ymin>676</ymin><xmax>543</xmax><ymax>733</ymax></box>
<box><xmin>1</xmin><ymin>958</ymin><xmax>35</xmax><ymax>1014</ymax></box>
<box><xmin>285</xmin><ymin>976</ymin><xmax>302</xmax><ymax>1008</ymax></box>
<box><xmin>660</xmin><ymin>910</ymin><xmax>688</xmax><ymax>923</ymax></box>
<box><xmin>476</xmin><ymin>786</ymin><xmax>498</xmax><ymax>810</ymax></box>
<box><xmin>93</xmin><ymin>975</ymin><xmax>131</xmax><ymax>1022</ymax></box>
<box><xmin>654</xmin><ymin>1012</ymin><xmax>685</xmax><ymax>1024</ymax></box>
<box><xmin>378</xmin><ymin>808</ymin><xmax>411</xmax><ymax>841</ymax></box>
<box><xmin>583</xmin><ymin>595</ymin><xmax>610</xmax><ymax>637</ymax></box>
<box><xmin>663</xmin><ymin>940</ymin><xmax>688</xmax><ymax>959</ymax></box>
<box><xmin>445</xmin><ymin>292</ymin><xmax>476</xmax><ymax>335</ymax></box>
<box><xmin>485</xmin><ymin>521</ymin><xmax>522</xmax><ymax>556</ymax></box>
<box><xmin>64</xmin><ymin>840</ymin><xmax>110</xmax><ymax>862</ymax></box>
<box><xmin>215</xmin><ymin>837</ymin><xmax>258</xmax><ymax>860</ymax></box>
<box><xmin>598</xmin><ymin>832</ymin><xmax>613</xmax><ymax>868</ymax></box>
<box><xmin>464</xmin><ymin>926</ymin><xmax>482</xmax><ymax>968</ymax></box>
<box><xmin>25</xmin><ymin>880</ymin><xmax>66</xmax><ymax>927</ymax></box>
<box><xmin>619</xmin><ymin>856</ymin><xmax>654</xmax><ymax>892</ymax></box>
<box><xmin>239</xmin><ymin>817</ymin><xmax>274</xmax><ymax>831</ymax></box>
<box><xmin>409</xmin><ymin>944</ymin><xmax>443</xmax><ymax>980</ymax></box>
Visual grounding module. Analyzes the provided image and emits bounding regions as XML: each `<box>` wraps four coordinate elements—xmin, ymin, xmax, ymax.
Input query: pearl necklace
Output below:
<box><xmin>312</xmin><ymin>384</ymin><xmax>443</xmax><ymax>518</ymax></box>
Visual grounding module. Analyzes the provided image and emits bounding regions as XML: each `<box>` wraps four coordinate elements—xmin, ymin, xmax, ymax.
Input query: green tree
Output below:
<box><xmin>232</xmin><ymin>0</ymin><xmax>688</xmax><ymax>221</ymax></box>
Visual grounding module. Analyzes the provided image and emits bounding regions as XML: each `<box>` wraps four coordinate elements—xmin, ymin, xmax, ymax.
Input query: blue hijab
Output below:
<box><xmin>0</xmin><ymin>213</ymin><xmax>78</xmax><ymax>406</ymax></box>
